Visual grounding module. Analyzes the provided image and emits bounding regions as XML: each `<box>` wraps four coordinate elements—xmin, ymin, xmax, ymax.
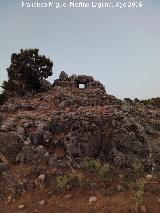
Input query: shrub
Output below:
<box><xmin>55</xmin><ymin>172</ymin><xmax>87</xmax><ymax>192</ymax></box>
<box><xmin>133</xmin><ymin>178</ymin><xmax>146</xmax><ymax>212</ymax></box>
<box><xmin>81</xmin><ymin>157</ymin><xmax>102</xmax><ymax>173</ymax></box>
<box><xmin>81</xmin><ymin>157</ymin><xmax>114</xmax><ymax>182</ymax></box>
<box><xmin>98</xmin><ymin>163</ymin><xmax>112</xmax><ymax>181</ymax></box>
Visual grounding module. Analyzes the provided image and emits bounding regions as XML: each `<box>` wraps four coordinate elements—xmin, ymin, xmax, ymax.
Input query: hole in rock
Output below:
<box><xmin>79</xmin><ymin>84</ymin><xmax>85</xmax><ymax>89</ymax></box>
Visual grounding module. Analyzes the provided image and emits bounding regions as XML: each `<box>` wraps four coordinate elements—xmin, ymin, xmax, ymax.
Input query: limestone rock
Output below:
<box><xmin>0</xmin><ymin>133</ymin><xmax>23</xmax><ymax>163</ymax></box>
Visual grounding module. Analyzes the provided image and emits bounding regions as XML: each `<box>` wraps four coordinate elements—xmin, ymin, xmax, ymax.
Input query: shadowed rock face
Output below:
<box><xmin>0</xmin><ymin>133</ymin><xmax>23</xmax><ymax>163</ymax></box>
<box><xmin>47</xmin><ymin>106</ymin><xmax>151</xmax><ymax>169</ymax></box>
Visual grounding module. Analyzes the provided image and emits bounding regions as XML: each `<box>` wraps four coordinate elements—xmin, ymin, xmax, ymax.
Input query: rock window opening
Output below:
<box><xmin>79</xmin><ymin>84</ymin><xmax>85</xmax><ymax>89</ymax></box>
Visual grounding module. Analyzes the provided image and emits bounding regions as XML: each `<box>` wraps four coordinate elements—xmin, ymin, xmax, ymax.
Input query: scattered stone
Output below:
<box><xmin>44</xmin><ymin>131</ymin><xmax>53</xmax><ymax>143</ymax></box>
<box><xmin>39</xmin><ymin>174</ymin><xmax>45</xmax><ymax>181</ymax></box>
<box><xmin>37</xmin><ymin>145</ymin><xmax>44</xmax><ymax>150</ymax></box>
<box><xmin>7</xmin><ymin>196</ymin><xmax>12</xmax><ymax>203</ymax></box>
<box><xmin>141</xmin><ymin>205</ymin><xmax>147</xmax><ymax>212</ymax></box>
<box><xmin>24</xmin><ymin>138</ymin><xmax>31</xmax><ymax>145</ymax></box>
<box><xmin>65</xmin><ymin>194</ymin><xmax>72</xmax><ymax>199</ymax></box>
<box><xmin>39</xmin><ymin>200</ymin><xmax>45</xmax><ymax>205</ymax></box>
<box><xmin>89</xmin><ymin>196</ymin><xmax>97</xmax><ymax>203</ymax></box>
<box><xmin>23</xmin><ymin>122</ymin><xmax>30</xmax><ymax>128</ymax></box>
<box><xmin>116</xmin><ymin>185</ymin><xmax>124</xmax><ymax>192</ymax></box>
<box><xmin>0</xmin><ymin>153</ymin><xmax>9</xmax><ymax>164</ymax></box>
<box><xmin>44</xmin><ymin>152</ymin><xmax>49</xmax><ymax>157</ymax></box>
<box><xmin>146</xmin><ymin>175</ymin><xmax>152</xmax><ymax>181</ymax></box>
<box><xmin>19</xmin><ymin>204</ymin><xmax>25</xmax><ymax>209</ymax></box>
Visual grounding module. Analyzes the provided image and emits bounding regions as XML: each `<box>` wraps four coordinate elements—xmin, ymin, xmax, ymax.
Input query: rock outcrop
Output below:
<box><xmin>53</xmin><ymin>71</ymin><xmax>105</xmax><ymax>91</ymax></box>
<box><xmin>0</xmin><ymin>71</ymin><xmax>160</xmax><ymax>173</ymax></box>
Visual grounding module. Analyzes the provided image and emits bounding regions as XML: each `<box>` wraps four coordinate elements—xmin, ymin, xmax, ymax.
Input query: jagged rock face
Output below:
<box><xmin>53</xmin><ymin>71</ymin><xmax>105</xmax><ymax>91</ymax></box>
<box><xmin>69</xmin><ymin>75</ymin><xmax>94</xmax><ymax>88</ymax></box>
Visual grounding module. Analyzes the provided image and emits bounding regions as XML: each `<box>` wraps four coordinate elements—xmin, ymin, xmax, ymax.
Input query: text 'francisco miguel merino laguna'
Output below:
<box><xmin>21</xmin><ymin>1</ymin><xmax>143</xmax><ymax>8</ymax></box>
<box><xmin>21</xmin><ymin>1</ymin><xmax>115</xmax><ymax>9</ymax></box>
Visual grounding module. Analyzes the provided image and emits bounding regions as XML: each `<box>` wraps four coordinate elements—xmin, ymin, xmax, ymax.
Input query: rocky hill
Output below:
<box><xmin>0</xmin><ymin>72</ymin><xmax>160</xmax><ymax>212</ymax></box>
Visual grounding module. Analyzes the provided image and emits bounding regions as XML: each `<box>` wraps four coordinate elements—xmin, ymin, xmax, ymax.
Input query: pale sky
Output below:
<box><xmin>0</xmin><ymin>0</ymin><xmax>160</xmax><ymax>99</ymax></box>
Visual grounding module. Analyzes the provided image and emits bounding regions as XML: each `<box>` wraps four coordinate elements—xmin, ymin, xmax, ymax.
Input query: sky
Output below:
<box><xmin>0</xmin><ymin>0</ymin><xmax>160</xmax><ymax>99</ymax></box>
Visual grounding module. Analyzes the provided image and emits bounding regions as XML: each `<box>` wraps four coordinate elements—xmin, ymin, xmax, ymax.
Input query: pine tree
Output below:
<box><xmin>1</xmin><ymin>48</ymin><xmax>53</xmax><ymax>95</ymax></box>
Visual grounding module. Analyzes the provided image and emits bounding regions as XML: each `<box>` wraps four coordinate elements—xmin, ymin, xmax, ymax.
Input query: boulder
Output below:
<box><xmin>0</xmin><ymin>133</ymin><xmax>23</xmax><ymax>163</ymax></box>
<box><xmin>59</xmin><ymin>71</ymin><xmax>69</xmax><ymax>81</ymax></box>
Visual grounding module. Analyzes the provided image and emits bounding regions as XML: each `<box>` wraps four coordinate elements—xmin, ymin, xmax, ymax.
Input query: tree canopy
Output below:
<box><xmin>2</xmin><ymin>48</ymin><xmax>53</xmax><ymax>95</ymax></box>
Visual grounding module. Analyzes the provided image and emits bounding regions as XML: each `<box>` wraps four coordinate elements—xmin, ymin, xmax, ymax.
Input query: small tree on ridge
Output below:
<box><xmin>1</xmin><ymin>48</ymin><xmax>53</xmax><ymax>95</ymax></box>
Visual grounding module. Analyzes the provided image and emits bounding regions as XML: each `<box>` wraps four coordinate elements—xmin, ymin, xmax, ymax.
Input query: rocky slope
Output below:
<box><xmin>0</xmin><ymin>72</ymin><xmax>160</xmax><ymax>198</ymax></box>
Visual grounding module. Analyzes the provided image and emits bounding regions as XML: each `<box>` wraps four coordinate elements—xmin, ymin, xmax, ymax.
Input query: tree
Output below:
<box><xmin>1</xmin><ymin>48</ymin><xmax>53</xmax><ymax>95</ymax></box>
<box><xmin>0</xmin><ymin>92</ymin><xmax>7</xmax><ymax>105</ymax></box>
